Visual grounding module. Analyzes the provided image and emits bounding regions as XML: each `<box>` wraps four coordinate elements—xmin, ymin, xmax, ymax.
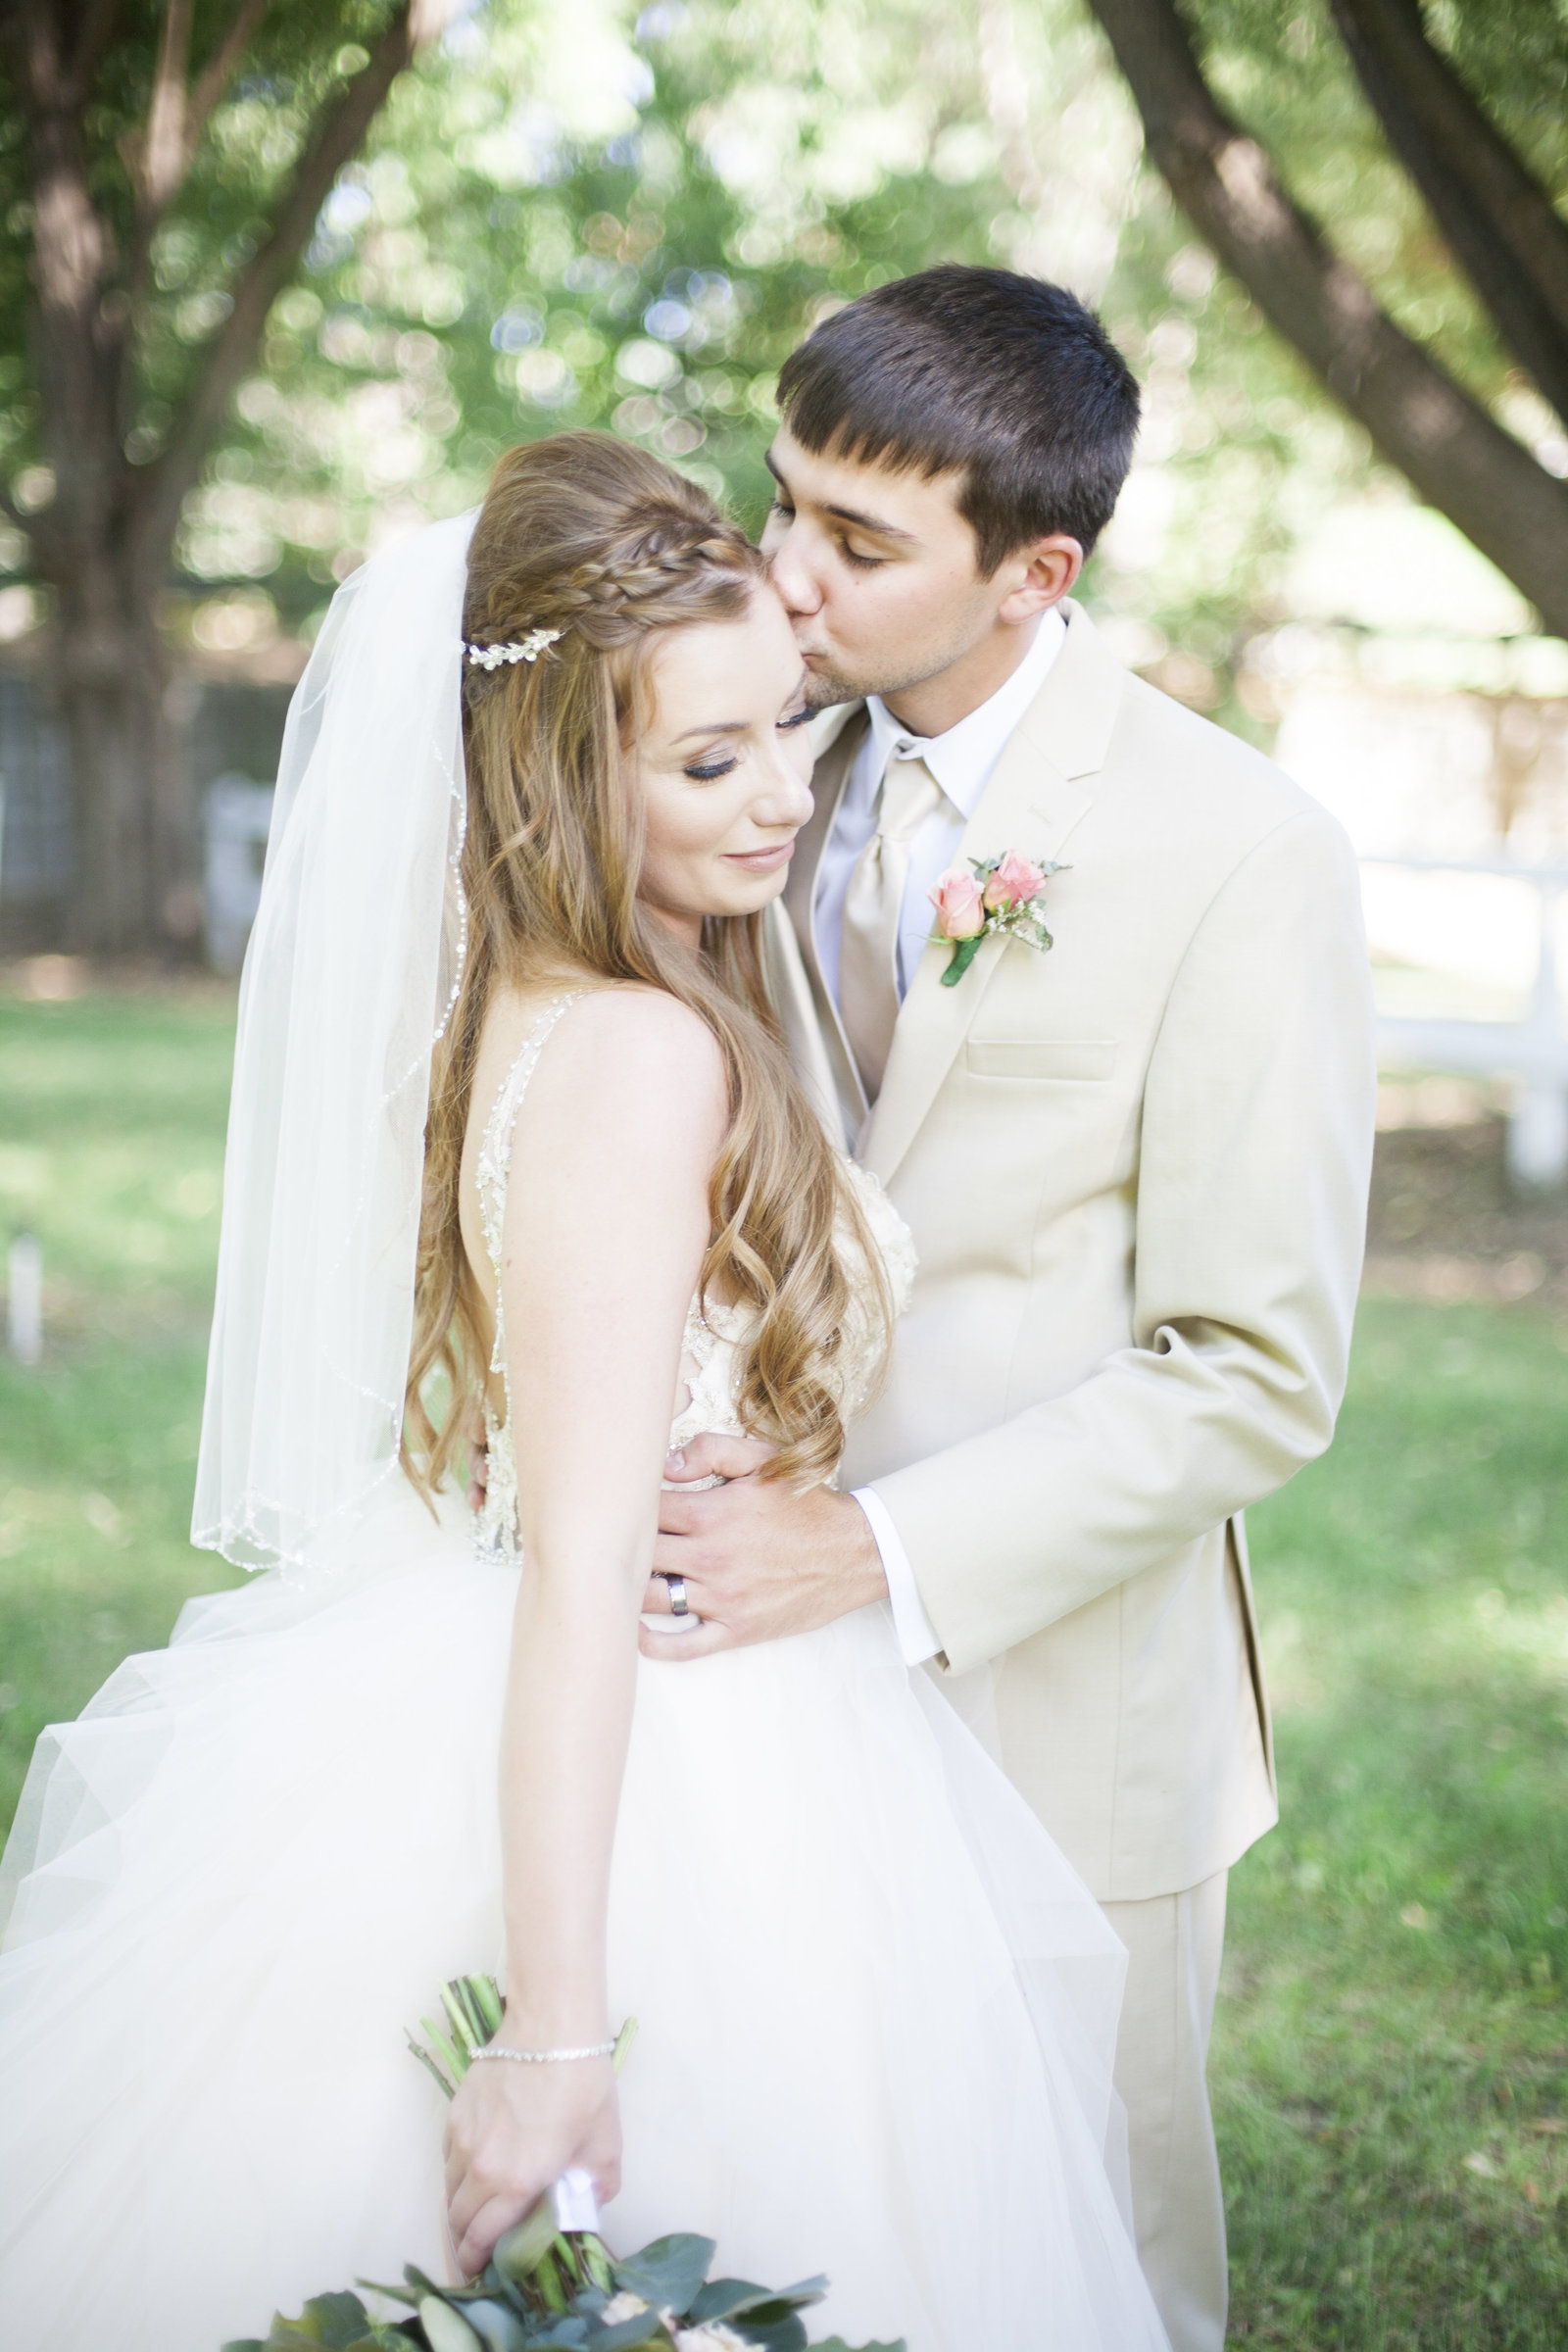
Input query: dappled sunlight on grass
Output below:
<box><xmin>0</xmin><ymin>992</ymin><xmax>246</xmax><ymax>1824</ymax></box>
<box><xmin>1223</xmin><ymin>1298</ymin><xmax>1568</xmax><ymax>2347</ymax></box>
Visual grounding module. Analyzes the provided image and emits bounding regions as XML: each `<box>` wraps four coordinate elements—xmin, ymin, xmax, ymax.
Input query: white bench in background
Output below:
<box><xmin>1363</xmin><ymin>853</ymin><xmax>1568</xmax><ymax>1193</ymax></box>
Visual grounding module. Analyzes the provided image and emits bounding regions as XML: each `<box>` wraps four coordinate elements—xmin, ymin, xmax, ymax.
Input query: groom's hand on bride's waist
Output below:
<box><xmin>642</xmin><ymin>1434</ymin><xmax>887</xmax><ymax>1659</ymax></box>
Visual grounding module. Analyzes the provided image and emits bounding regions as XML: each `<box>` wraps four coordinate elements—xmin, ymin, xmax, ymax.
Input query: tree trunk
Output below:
<box><xmin>51</xmin><ymin>560</ymin><xmax>195</xmax><ymax>956</ymax></box>
<box><xmin>1084</xmin><ymin>0</ymin><xmax>1568</xmax><ymax>639</ymax></box>
<box><xmin>1330</xmin><ymin>0</ymin><xmax>1568</xmax><ymax>427</ymax></box>
<box><xmin>3</xmin><ymin>0</ymin><xmax>439</xmax><ymax>956</ymax></box>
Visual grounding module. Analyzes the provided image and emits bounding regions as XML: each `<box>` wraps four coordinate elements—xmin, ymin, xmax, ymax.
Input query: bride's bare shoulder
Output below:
<box><xmin>480</xmin><ymin>981</ymin><xmax>725</xmax><ymax>1147</ymax></box>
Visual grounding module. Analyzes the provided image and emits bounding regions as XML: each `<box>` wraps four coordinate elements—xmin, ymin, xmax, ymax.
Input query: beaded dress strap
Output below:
<box><xmin>474</xmin><ymin>991</ymin><xmax>586</xmax><ymax>1426</ymax></box>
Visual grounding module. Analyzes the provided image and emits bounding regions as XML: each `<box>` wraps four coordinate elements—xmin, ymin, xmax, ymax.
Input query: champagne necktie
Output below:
<box><xmin>838</xmin><ymin>751</ymin><xmax>948</xmax><ymax>1100</ymax></box>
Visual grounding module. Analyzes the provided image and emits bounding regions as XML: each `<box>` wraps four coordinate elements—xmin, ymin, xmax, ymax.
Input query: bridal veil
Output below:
<box><xmin>192</xmin><ymin>513</ymin><xmax>476</xmax><ymax>1582</ymax></box>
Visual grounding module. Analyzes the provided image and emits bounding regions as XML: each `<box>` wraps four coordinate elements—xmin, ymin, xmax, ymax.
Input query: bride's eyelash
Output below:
<box><xmin>685</xmin><ymin>755</ymin><xmax>738</xmax><ymax>781</ymax></box>
<box><xmin>778</xmin><ymin>709</ymin><xmax>811</xmax><ymax>731</ymax></box>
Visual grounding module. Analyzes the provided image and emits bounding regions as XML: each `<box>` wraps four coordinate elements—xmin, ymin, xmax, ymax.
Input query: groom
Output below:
<box><xmin>643</xmin><ymin>266</ymin><xmax>1376</xmax><ymax>2352</ymax></box>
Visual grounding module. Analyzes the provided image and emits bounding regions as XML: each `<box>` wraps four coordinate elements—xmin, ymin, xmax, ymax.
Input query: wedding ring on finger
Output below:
<box><xmin>663</xmin><ymin>1574</ymin><xmax>691</xmax><ymax>1618</ymax></box>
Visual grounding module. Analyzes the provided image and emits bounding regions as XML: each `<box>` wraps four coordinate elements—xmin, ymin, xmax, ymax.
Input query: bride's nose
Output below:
<box><xmin>754</xmin><ymin>757</ymin><xmax>814</xmax><ymax>832</ymax></box>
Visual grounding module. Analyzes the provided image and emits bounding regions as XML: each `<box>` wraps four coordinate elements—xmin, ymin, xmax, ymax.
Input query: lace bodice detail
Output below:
<box><xmin>471</xmin><ymin>992</ymin><xmax>916</xmax><ymax>1562</ymax></box>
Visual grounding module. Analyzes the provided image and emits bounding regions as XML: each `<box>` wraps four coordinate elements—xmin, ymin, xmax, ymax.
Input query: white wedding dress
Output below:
<box><xmin>0</xmin><ymin>995</ymin><xmax>1169</xmax><ymax>2352</ymax></box>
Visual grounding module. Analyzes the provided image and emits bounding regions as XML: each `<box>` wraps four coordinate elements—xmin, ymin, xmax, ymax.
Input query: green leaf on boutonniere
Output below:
<box><xmin>939</xmin><ymin>933</ymin><xmax>986</xmax><ymax>988</ymax></box>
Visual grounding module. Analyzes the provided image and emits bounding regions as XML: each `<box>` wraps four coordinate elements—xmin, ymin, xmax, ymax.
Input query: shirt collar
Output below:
<box><xmin>862</xmin><ymin>606</ymin><xmax>1067</xmax><ymax>819</ymax></box>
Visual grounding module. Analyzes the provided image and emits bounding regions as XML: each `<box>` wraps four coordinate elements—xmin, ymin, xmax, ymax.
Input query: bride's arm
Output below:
<box><xmin>444</xmin><ymin>988</ymin><xmax>727</xmax><ymax>2276</ymax></box>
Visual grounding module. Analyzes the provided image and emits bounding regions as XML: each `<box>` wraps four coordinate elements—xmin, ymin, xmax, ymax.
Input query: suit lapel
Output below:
<box><xmin>860</xmin><ymin>603</ymin><xmax>1127</xmax><ymax>1185</ymax></box>
<box><xmin>785</xmin><ymin>706</ymin><xmax>871</xmax><ymax>1137</ymax></box>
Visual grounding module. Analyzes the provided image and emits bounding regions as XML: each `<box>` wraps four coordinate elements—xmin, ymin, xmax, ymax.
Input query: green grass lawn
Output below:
<box><xmin>2</xmin><ymin>989</ymin><xmax>1565</xmax><ymax>2345</ymax></box>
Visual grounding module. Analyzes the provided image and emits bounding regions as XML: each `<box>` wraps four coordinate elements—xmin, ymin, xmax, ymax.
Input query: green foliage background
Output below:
<box><xmin>3</xmin><ymin>0</ymin><xmax>1565</xmax><ymax>727</ymax></box>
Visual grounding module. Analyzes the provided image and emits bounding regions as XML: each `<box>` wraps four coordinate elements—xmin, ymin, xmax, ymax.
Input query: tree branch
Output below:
<box><xmin>130</xmin><ymin>0</ymin><xmax>451</xmax><ymax>568</ymax></box>
<box><xmin>1330</xmin><ymin>0</ymin><xmax>1568</xmax><ymax>426</ymax></box>
<box><xmin>1082</xmin><ymin>0</ymin><xmax>1568</xmax><ymax>639</ymax></box>
<box><xmin>122</xmin><ymin>0</ymin><xmax>272</xmax><ymax>294</ymax></box>
<box><xmin>137</xmin><ymin>0</ymin><xmax>194</xmax><ymax>218</ymax></box>
<box><xmin>126</xmin><ymin>0</ymin><xmax>272</xmax><ymax>222</ymax></box>
<box><xmin>187</xmin><ymin>0</ymin><xmax>273</xmax><ymax>145</ymax></box>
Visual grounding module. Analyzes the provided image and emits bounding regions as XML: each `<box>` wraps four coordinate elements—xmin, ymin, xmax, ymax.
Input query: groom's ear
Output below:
<box><xmin>992</xmin><ymin>533</ymin><xmax>1083</xmax><ymax>623</ymax></box>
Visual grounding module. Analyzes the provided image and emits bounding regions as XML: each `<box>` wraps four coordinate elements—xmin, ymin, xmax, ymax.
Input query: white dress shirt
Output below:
<box><xmin>813</xmin><ymin>611</ymin><xmax>1068</xmax><ymax>1664</ymax></box>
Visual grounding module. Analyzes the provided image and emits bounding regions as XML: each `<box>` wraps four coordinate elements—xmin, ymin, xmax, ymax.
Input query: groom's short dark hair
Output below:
<box><xmin>776</xmin><ymin>266</ymin><xmax>1140</xmax><ymax>571</ymax></box>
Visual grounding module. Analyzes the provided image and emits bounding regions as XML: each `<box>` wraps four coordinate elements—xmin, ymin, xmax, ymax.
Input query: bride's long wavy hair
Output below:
<box><xmin>404</xmin><ymin>430</ymin><xmax>888</xmax><ymax>1497</ymax></box>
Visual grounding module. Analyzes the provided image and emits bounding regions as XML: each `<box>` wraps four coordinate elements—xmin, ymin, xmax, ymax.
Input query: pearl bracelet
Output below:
<box><xmin>470</xmin><ymin>2039</ymin><xmax>616</xmax><ymax>2066</ymax></box>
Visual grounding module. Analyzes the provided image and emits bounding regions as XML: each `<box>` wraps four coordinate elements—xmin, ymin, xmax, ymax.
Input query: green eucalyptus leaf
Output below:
<box><xmin>584</xmin><ymin>2313</ymin><xmax>673</xmax><ymax>2351</ymax></box>
<box><xmin>691</xmin><ymin>2278</ymin><xmax>828</xmax><ymax>2324</ymax></box>
<box><xmin>357</xmin><ymin>2279</ymin><xmax>418</xmax><ymax>2310</ymax></box>
<box><xmin>449</xmin><ymin>2297</ymin><xmax>530</xmax><ymax>2352</ymax></box>
<box><xmin>492</xmin><ymin>2195</ymin><xmax>564</xmax><ymax>2283</ymax></box>
<box><xmin>235</xmin><ymin>2291</ymin><xmax>383</xmax><ymax>2348</ymax></box>
<box><xmin>728</xmin><ymin>2315</ymin><xmax>808</xmax><ymax>2352</ymax></box>
<box><xmin>473</xmin><ymin>2268</ymin><xmax>534</xmax><ymax>2324</ymax></box>
<box><xmin>306</xmin><ymin>2298</ymin><xmax>383</xmax><ymax>2349</ymax></box>
<box><xmin>609</xmin><ymin>2233</ymin><xmax>715</xmax><ymax>2315</ymax></box>
<box><xmin>220</xmin><ymin>2340</ymin><xmax>268</xmax><ymax>2350</ymax></box>
<box><xmin>808</xmin><ymin>2340</ymin><xmax>906</xmax><ymax>2351</ymax></box>
<box><xmin>417</xmin><ymin>2295</ymin><xmax>486</xmax><ymax>2352</ymax></box>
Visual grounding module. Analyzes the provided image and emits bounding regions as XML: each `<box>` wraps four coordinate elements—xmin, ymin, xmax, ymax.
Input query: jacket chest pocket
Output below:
<box><xmin>964</xmin><ymin>1039</ymin><xmax>1118</xmax><ymax>1082</ymax></box>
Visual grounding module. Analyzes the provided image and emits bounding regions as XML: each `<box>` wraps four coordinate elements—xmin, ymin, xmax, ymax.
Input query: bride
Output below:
<box><xmin>0</xmin><ymin>432</ymin><xmax>1168</xmax><ymax>2352</ymax></box>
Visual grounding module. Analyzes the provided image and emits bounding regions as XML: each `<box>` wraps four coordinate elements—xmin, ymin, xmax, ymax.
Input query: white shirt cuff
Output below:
<box><xmin>853</xmin><ymin>1486</ymin><xmax>942</xmax><ymax>1667</ymax></box>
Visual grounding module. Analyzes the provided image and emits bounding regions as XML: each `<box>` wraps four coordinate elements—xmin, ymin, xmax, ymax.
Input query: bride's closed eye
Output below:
<box><xmin>683</xmin><ymin>709</ymin><xmax>809</xmax><ymax>780</ymax></box>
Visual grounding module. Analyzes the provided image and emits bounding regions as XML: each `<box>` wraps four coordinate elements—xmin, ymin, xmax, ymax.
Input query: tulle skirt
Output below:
<box><xmin>0</xmin><ymin>1484</ymin><xmax>1167</xmax><ymax>2352</ymax></box>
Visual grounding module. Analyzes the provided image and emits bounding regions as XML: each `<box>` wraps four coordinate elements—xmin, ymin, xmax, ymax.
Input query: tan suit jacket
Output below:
<box><xmin>768</xmin><ymin>601</ymin><xmax>1377</xmax><ymax>1902</ymax></box>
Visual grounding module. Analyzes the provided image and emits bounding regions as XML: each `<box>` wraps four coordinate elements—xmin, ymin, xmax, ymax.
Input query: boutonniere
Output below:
<box><xmin>928</xmin><ymin>850</ymin><xmax>1066</xmax><ymax>987</ymax></box>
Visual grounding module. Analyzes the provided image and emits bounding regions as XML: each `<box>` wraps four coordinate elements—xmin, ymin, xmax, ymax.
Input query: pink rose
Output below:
<box><xmin>928</xmin><ymin>867</ymin><xmax>986</xmax><ymax>941</ymax></box>
<box><xmin>983</xmin><ymin>849</ymin><xmax>1048</xmax><ymax>912</ymax></box>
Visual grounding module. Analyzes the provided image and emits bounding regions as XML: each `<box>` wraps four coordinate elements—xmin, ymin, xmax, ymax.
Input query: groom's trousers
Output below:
<box><xmin>1102</xmin><ymin>1871</ymin><xmax>1230</xmax><ymax>2352</ymax></box>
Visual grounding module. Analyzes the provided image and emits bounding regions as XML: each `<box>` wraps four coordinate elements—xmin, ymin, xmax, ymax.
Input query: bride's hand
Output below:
<box><xmin>443</xmin><ymin>2055</ymin><xmax>620</xmax><ymax>2277</ymax></box>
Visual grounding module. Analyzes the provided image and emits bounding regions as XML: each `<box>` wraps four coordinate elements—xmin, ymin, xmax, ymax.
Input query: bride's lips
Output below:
<box><xmin>723</xmin><ymin>840</ymin><xmax>796</xmax><ymax>873</ymax></box>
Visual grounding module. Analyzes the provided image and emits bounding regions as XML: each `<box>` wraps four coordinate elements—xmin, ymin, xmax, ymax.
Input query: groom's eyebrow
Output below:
<box><xmin>763</xmin><ymin>448</ymin><xmax>916</xmax><ymax>544</ymax></box>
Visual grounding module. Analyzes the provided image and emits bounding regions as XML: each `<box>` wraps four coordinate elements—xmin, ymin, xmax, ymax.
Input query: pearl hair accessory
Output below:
<box><xmin>463</xmin><ymin>626</ymin><xmax>563</xmax><ymax>669</ymax></box>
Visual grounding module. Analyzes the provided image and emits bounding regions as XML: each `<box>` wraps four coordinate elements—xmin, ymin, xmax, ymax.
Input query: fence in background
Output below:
<box><xmin>1364</xmin><ymin>853</ymin><xmax>1568</xmax><ymax>1192</ymax></box>
<box><xmin>0</xmin><ymin>671</ymin><xmax>290</xmax><ymax>954</ymax></box>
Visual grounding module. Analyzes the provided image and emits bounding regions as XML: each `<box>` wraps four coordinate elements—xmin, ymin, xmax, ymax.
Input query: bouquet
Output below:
<box><xmin>223</xmin><ymin>1977</ymin><xmax>903</xmax><ymax>2352</ymax></box>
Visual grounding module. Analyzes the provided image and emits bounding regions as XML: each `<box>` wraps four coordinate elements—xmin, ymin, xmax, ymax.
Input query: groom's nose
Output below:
<box><xmin>764</xmin><ymin>523</ymin><xmax>825</xmax><ymax>624</ymax></box>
